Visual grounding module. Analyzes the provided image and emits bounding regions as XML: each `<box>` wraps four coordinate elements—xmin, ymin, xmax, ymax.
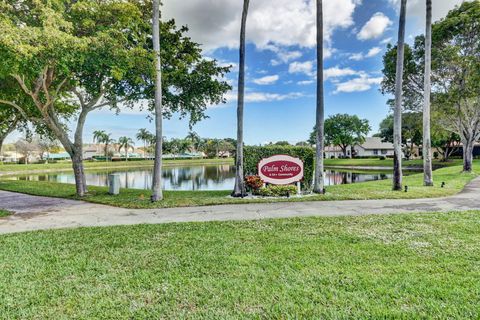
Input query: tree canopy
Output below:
<box><xmin>0</xmin><ymin>0</ymin><xmax>231</xmax><ymax>195</ymax></box>
<box><xmin>380</xmin><ymin>1</ymin><xmax>480</xmax><ymax>171</ymax></box>
<box><xmin>310</xmin><ymin>113</ymin><xmax>370</xmax><ymax>157</ymax></box>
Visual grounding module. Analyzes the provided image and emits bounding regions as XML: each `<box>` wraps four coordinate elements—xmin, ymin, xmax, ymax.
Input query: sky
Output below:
<box><xmin>7</xmin><ymin>0</ymin><xmax>467</xmax><ymax>146</ymax></box>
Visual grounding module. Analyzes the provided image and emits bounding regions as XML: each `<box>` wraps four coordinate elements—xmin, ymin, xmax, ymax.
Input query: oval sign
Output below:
<box><xmin>258</xmin><ymin>155</ymin><xmax>304</xmax><ymax>185</ymax></box>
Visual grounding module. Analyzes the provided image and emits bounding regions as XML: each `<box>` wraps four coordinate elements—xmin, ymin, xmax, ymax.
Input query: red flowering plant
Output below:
<box><xmin>244</xmin><ymin>175</ymin><xmax>264</xmax><ymax>194</ymax></box>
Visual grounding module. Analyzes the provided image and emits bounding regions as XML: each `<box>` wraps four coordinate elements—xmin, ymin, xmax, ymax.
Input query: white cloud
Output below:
<box><xmin>162</xmin><ymin>0</ymin><xmax>361</xmax><ymax>52</ymax></box>
<box><xmin>349</xmin><ymin>46</ymin><xmax>383</xmax><ymax>60</ymax></box>
<box><xmin>388</xmin><ymin>0</ymin><xmax>465</xmax><ymax>23</ymax></box>
<box><xmin>298</xmin><ymin>80</ymin><xmax>314</xmax><ymax>85</ymax></box>
<box><xmin>324</xmin><ymin>67</ymin><xmax>359</xmax><ymax>80</ymax></box>
<box><xmin>380</xmin><ymin>37</ymin><xmax>393</xmax><ymax>44</ymax></box>
<box><xmin>334</xmin><ymin>75</ymin><xmax>383</xmax><ymax>93</ymax></box>
<box><xmin>288</xmin><ymin>61</ymin><xmax>315</xmax><ymax>77</ymax></box>
<box><xmin>225</xmin><ymin>91</ymin><xmax>304</xmax><ymax>103</ymax></box>
<box><xmin>357</xmin><ymin>12</ymin><xmax>392</xmax><ymax>40</ymax></box>
<box><xmin>366</xmin><ymin>46</ymin><xmax>382</xmax><ymax>57</ymax></box>
<box><xmin>253</xmin><ymin>75</ymin><xmax>280</xmax><ymax>85</ymax></box>
<box><xmin>349</xmin><ymin>53</ymin><xmax>364</xmax><ymax>61</ymax></box>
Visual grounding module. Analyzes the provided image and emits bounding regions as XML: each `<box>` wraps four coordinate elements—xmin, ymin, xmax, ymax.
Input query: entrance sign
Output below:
<box><xmin>258</xmin><ymin>155</ymin><xmax>304</xmax><ymax>185</ymax></box>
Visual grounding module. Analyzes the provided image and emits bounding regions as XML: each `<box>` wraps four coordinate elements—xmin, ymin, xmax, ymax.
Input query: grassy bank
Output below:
<box><xmin>1</xmin><ymin>211</ymin><xmax>479</xmax><ymax>318</ymax></box>
<box><xmin>0</xmin><ymin>209</ymin><xmax>12</xmax><ymax>218</ymax></box>
<box><xmin>0</xmin><ymin>158</ymin><xmax>233</xmax><ymax>175</ymax></box>
<box><xmin>323</xmin><ymin>158</ymin><xmax>462</xmax><ymax>168</ymax></box>
<box><xmin>0</xmin><ymin>162</ymin><xmax>477</xmax><ymax>208</ymax></box>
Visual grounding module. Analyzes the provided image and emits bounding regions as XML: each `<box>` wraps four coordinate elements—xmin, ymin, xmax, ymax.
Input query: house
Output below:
<box><xmin>324</xmin><ymin>145</ymin><xmax>344</xmax><ymax>159</ymax></box>
<box><xmin>353</xmin><ymin>137</ymin><xmax>395</xmax><ymax>157</ymax></box>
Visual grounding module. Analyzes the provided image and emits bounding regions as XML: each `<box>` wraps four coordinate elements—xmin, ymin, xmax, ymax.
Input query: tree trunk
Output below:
<box><xmin>70</xmin><ymin>151</ymin><xmax>87</xmax><ymax>197</ymax></box>
<box><xmin>462</xmin><ymin>138</ymin><xmax>474</xmax><ymax>172</ymax></box>
<box><xmin>151</xmin><ymin>0</ymin><xmax>163</xmax><ymax>201</ymax></box>
<box><xmin>393</xmin><ymin>0</ymin><xmax>407</xmax><ymax>191</ymax></box>
<box><xmin>0</xmin><ymin>136</ymin><xmax>5</xmax><ymax>159</ymax></box>
<box><xmin>313</xmin><ymin>0</ymin><xmax>325</xmax><ymax>194</ymax></box>
<box><xmin>423</xmin><ymin>0</ymin><xmax>433</xmax><ymax>186</ymax></box>
<box><xmin>232</xmin><ymin>0</ymin><xmax>249</xmax><ymax>197</ymax></box>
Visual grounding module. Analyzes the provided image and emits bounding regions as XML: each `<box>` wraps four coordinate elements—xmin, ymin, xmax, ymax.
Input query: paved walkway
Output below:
<box><xmin>1</xmin><ymin>177</ymin><xmax>479</xmax><ymax>234</ymax></box>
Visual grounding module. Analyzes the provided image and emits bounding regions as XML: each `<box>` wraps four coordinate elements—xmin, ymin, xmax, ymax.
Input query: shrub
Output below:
<box><xmin>244</xmin><ymin>175</ymin><xmax>264</xmax><ymax>193</ymax></box>
<box><xmin>243</xmin><ymin>145</ymin><xmax>314</xmax><ymax>190</ymax></box>
<box><xmin>257</xmin><ymin>185</ymin><xmax>297</xmax><ymax>197</ymax></box>
<box><xmin>378</xmin><ymin>156</ymin><xmax>386</xmax><ymax>160</ymax></box>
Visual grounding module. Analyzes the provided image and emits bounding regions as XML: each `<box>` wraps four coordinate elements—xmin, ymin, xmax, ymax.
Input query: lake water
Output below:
<box><xmin>9</xmin><ymin>165</ymin><xmax>394</xmax><ymax>191</ymax></box>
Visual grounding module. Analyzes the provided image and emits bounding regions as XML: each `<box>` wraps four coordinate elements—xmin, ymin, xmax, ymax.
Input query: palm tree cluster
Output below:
<box><xmin>92</xmin><ymin>130</ymin><xmax>116</xmax><ymax>160</ymax></box>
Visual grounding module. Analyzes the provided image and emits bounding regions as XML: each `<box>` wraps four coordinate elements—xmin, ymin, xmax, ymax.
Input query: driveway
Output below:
<box><xmin>1</xmin><ymin>177</ymin><xmax>479</xmax><ymax>234</ymax></box>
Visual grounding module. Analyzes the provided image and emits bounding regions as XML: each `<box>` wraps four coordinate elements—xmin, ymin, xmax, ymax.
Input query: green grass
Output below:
<box><xmin>0</xmin><ymin>209</ymin><xmax>12</xmax><ymax>218</ymax></box>
<box><xmin>0</xmin><ymin>161</ymin><xmax>477</xmax><ymax>208</ymax></box>
<box><xmin>1</xmin><ymin>211</ymin><xmax>479</xmax><ymax>318</ymax></box>
<box><xmin>324</xmin><ymin>158</ymin><xmax>462</xmax><ymax>168</ymax></box>
<box><xmin>0</xmin><ymin>158</ymin><xmax>233</xmax><ymax>175</ymax></box>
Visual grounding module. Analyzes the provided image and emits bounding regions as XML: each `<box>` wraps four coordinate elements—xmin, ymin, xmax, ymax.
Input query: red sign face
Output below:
<box><xmin>258</xmin><ymin>155</ymin><xmax>304</xmax><ymax>185</ymax></box>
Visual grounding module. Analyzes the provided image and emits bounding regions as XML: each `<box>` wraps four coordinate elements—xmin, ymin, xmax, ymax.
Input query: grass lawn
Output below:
<box><xmin>0</xmin><ymin>161</ymin><xmax>477</xmax><ymax>208</ymax></box>
<box><xmin>0</xmin><ymin>158</ymin><xmax>233</xmax><ymax>175</ymax></box>
<box><xmin>1</xmin><ymin>211</ymin><xmax>479</xmax><ymax>318</ymax></box>
<box><xmin>0</xmin><ymin>209</ymin><xmax>12</xmax><ymax>218</ymax></box>
<box><xmin>323</xmin><ymin>158</ymin><xmax>463</xmax><ymax>168</ymax></box>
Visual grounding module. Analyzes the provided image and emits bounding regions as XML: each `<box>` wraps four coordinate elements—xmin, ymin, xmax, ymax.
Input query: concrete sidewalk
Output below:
<box><xmin>1</xmin><ymin>177</ymin><xmax>479</xmax><ymax>234</ymax></box>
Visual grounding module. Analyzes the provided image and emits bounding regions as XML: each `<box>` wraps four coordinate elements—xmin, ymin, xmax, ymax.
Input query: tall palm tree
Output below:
<box><xmin>232</xmin><ymin>0</ymin><xmax>250</xmax><ymax>197</ymax></box>
<box><xmin>423</xmin><ymin>0</ymin><xmax>433</xmax><ymax>186</ymax></box>
<box><xmin>313</xmin><ymin>0</ymin><xmax>325</xmax><ymax>194</ymax></box>
<box><xmin>393</xmin><ymin>0</ymin><xmax>407</xmax><ymax>191</ymax></box>
<box><xmin>151</xmin><ymin>0</ymin><xmax>163</xmax><ymax>201</ymax></box>
<box><xmin>186</xmin><ymin>131</ymin><xmax>200</xmax><ymax>152</ymax></box>
<box><xmin>118</xmin><ymin>136</ymin><xmax>134</xmax><ymax>161</ymax></box>
<box><xmin>136</xmin><ymin>128</ymin><xmax>152</xmax><ymax>159</ymax></box>
<box><xmin>93</xmin><ymin>130</ymin><xmax>115</xmax><ymax>161</ymax></box>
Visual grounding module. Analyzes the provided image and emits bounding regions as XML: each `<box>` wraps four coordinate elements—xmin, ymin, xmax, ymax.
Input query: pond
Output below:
<box><xmin>8</xmin><ymin>165</ymin><xmax>396</xmax><ymax>191</ymax></box>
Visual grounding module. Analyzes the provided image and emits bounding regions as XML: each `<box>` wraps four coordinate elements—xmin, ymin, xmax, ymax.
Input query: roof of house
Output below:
<box><xmin>358</xmin><ymin>137</ymin><xmax>394</xmax><ymax>150</ymax></box>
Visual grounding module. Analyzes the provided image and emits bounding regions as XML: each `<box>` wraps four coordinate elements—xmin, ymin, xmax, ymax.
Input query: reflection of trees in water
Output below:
<box><xmin>324</xmin><ymin>170</ymin><xmax>393</xmax><ymax>186</ymax></box>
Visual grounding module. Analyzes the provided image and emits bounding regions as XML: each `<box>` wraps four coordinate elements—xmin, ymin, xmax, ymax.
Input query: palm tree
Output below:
<box><xmin>423</xmin><ymin>0</ymin><xmax>433</xmax><ymax>186</ymax></box>
<box><xmin>118</xmin><ymin>136</ymin><xmax>134</xmax><ymax>161</ymax></box>
<box><xmin>232</xmin><ymin>0</ymin><xmax>249</xmax><ymax>197</ymax></box>
<box><xmin>136</xmin><ymin>128</ymin><xmax>152</xmax><ymax>159</ymax></box>
<box><xmin>93</xmin><ymin>130</ymin><xmax>115</xmax><ymax>161</ymax></box>
<box><xmin>393</xmin><ymin>0</ymin><xmax>407</xmax><ymax>191</ymax></box>
<box><xmin>186</xmin><ymin>131</ymin><xmax>200</xmax><ymax>152</ymax></box>
<box><xmin>151</xmin><ymin>0</ymin><xmax>163</xmax><ymax>201</ymax></box>
<box><xmin>313</xmin><ymin>0</ymin><xmax>325</xmax><ymax>194</ymax></box>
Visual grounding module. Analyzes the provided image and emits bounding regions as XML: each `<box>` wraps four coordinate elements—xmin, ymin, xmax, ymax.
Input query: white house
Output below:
<box><xmin>353</xmin><ymin>137</ymin><xmax>395</xmax><ymax>157</ymax></box>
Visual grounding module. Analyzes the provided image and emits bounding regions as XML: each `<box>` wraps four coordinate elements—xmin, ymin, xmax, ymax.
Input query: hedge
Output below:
<box><xmin>244</xmin><ymin>145</ymin><xmax>315</xmax><ymax>190</ymax></box>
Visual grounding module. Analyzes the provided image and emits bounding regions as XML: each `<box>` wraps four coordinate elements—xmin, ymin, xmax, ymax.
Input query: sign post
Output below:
<box><xmin>258</xmin><ymin>155</ymin><xmax>304</xmax><ymax>186</ymax></box>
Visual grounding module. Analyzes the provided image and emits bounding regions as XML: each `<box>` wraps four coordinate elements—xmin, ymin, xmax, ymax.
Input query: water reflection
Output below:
<box><xmin>323</xmin><ymin>170</ymin><xmax>391</xmax><ymax>186</ymax></box>
<box><xmin>11</xmin><ymin>165</ymin><xmax>394</xmax><ymax>191</ymax></box>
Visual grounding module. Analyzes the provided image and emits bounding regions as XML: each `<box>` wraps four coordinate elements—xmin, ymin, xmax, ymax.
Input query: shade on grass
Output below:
<box><xmin>1</xmin><ymin>211</ymin><xmax>479</xmax><ymax>318</ymax></box>
<box><xmin>0</xmin><ymin>162</ymin><xmax>477</xmax><ymax>208</ymax></box>
<box><xmin>0</xmin><ymin>209</ymin><xmax>11</xmax><ymax>218</ymax></box>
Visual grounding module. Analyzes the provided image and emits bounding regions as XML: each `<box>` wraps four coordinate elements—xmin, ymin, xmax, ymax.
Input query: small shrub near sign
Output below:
<box><xmin>244</xmin><ymin>145</ymin><xmax>314</xmax><ymax>190</ymax></box>
<box><xmin>244</xmin><ymin>175</ymin><xmax>264</xmax><ymax>193</ymax></box>
<box><xmin>257</xmin><ymin>185</ymin><xmax>297</xmax><ymax>197</ymax></box>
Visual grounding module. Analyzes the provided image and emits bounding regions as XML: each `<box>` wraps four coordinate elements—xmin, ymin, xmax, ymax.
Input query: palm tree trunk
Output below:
<box><xmin>313</xmin><ymin>0</ymin><xmax>325</xmax><ymax>194</ymax></box>
<box><xmin>423</xmin><ymin>0</ymin><xmax>433</xmax><ymax>186</ymax></box>
<box><xmin>232</xmin><ymin>0</ymin><xmax>249</xmax><ymax>197</ymax></box>
<box><xmin>151</xmin><ymin>0</ymin><xmax>163</xmax><ymax>201</ymax></box>
<box><xmin>393</xmin><ymin>0</ymin><xmax>407</xmax><ymax>191</ymax></box>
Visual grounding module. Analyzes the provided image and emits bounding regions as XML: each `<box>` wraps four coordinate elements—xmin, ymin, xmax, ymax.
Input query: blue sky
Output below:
<box><xmin>9</xmin><ymin>0</ymin><xmax>464</xmax><ymax>145</ymax></box>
